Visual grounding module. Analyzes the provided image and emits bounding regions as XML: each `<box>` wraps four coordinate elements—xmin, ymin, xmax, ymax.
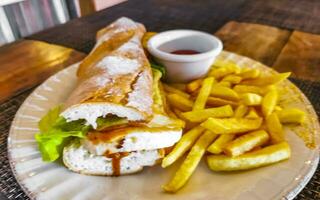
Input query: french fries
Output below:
<box><xmin>206</xmin><ymin>97</ymin><xmax>239</xmax><ymax>107</ymax></box>
<box><xmin>241</xmin><ymin>93</ymin><xmax>262</xmax><ymax>106</ymax></box>
<box><xmin>245</xmin><ymin>107</ymin><xmax>260</xmax><ymax>119</ymax></box>
<box><xmin>163</xmin><ymin>83</ymin><xmax>190</xmax><ymax>99</ymax></box>
<box><xmin>187</xmin><ymin>79</ymin><xmax>203</xmax><ymax>93</ymax></box>
<box><xmin>160</xmin><ymin>56</ymin><xmax>306</xmax><ymax>193</ymax></box>
<box><xmin>211</xmin><ymin>85</ymin><xmax>240</xmax><ymax>101</ymax></box>
<box><xmin>162</xmin><ymin>130</ymin><xmax>217</xmax><ymax>193</ymax></box>
<box><xmin>234</xmin><ymin>105</ymin><xmax>248</xmax><ymax>118</ymax></box>
<box><xmin>238</xmin><ymin>68</ymin><xmax>260</xmax><ymax>79</ymax></box>
<box><xmin>162</xmin><ymin>126</ymin><xmax>205</xmax><ymax>168</ymax></box>
<box><xmin>277</xmin><ymin>108</ymin><xmax>306</xmax><ymax>124</ymax></box>
<box><xmin>182</xmin><ymin>105</ymin><xmax>233</xmax><ymax>123</ymax></box>
<box><xmin>193</xmin><ymin>77</ymin><xmax>214</xmax><ymax>110</ymax></box>
<box><xmin>266</xmin><ymin>113</ymin><xmax>285</xmax><ymax>144</ymax></box>
<box><xmin>224</xmin><ymin>130</ymin><xmax>269</xmax><ymax>156</ymax></box>
<box><xmin>207</xmin><ymin>142</ymin><xmax>291</xmax><ymax>171</ymax></box>
<box><xmin>262</xmin><ymin>89</ymin><xmax>278</xmax><ymax>117</ymax></box>
<box><xmin>167</xmin><ymin>93</ymin><xmax>193</xmax><ymax>111</ymax></box>
<box><xmin>207</xmin><ymin>135</ymin><xmax>235</xmax><ymax>154</ymax></box>
<box><xmin>221</xmin><ymin>75</ymin><xmax>242</xmax><ymax>84</ymax></box>
<box><xmin>240</xmin><ymin>72</ymin><xmax>291</xmax><ymax>86</ymax></box>
<box><xmin>142</xmin><ymin>32</ymin><xmax>157</xmax><ymax>49</ymax></box>
<box><xmin>201</xmin><ymin>118</ymin><xmax>263</xmax><ymax>134</ymax></box>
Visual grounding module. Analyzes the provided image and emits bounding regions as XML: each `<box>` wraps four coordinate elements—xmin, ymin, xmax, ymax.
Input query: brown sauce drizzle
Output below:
<box><xmin>104</xmin><ymin>151</ymin><xmax>130</xmax><ymax>176</ymax></box>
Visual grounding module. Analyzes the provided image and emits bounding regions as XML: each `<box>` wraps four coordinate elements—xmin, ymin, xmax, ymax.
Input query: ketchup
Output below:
<box><xmin>170</xmin><ymin>49</ymin><xmax>200</xmax><ymax>55</ymax></box>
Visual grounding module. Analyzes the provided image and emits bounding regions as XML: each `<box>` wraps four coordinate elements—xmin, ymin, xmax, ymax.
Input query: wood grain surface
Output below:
<box><xmin>273</xmin><ymin>31</ymin><xmax>320</xmax><ymax>81</ymax></box>
<box><xmin>0</xmin><ymin>40</ymin><xmax>85</xmax><ymax>103</ymax></box>
<box><xmin>215</xmin><ymin>21</ymin><xmax>291</xmax><ymax>66</ymax></box>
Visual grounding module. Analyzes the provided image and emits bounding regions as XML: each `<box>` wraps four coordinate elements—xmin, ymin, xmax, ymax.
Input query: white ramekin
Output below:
<box><xmin>147</xmin><ymin>29</ymin><xmax>223</xmax><ymax>83</ymax></box>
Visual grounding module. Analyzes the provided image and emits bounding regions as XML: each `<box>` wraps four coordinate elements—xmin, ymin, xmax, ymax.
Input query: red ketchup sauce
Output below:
<box><xmin>170</xmin><ymin>49</ymin><xmax>200</xmax><ymax>55</ymax></box>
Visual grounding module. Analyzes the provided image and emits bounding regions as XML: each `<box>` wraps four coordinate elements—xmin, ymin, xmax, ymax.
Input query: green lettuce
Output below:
<box><xmin>35</xmin><ymin>106</ymin><xmax>90</xmax><ymax>162</ymax></box>
<box><xmin>150</xmin><ymin>59</ymin><xmax>166</xmax><ymax>76</ymax></box>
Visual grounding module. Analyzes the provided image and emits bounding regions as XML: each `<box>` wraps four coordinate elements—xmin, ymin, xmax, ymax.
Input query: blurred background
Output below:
<box><xmin>0</xmin><ymin>0</ymin><xmax>125</xmax><ymax>46</ymax></box>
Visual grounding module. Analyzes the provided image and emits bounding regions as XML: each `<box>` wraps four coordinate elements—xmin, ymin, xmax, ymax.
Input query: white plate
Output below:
<box><xmin>8</xmin><ymin>51</ymin><xmax>319</xmax><ymax>200</ymax></box>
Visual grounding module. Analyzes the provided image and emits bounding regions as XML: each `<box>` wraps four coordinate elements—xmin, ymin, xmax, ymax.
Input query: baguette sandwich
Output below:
<box><xmin>35</xmin><ymin>17</ymin><xmax>184</xmax><ymax>176</ymax></box>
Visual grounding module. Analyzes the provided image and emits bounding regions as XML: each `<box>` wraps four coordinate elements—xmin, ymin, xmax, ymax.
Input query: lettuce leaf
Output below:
<box><xmin>35</xmin><ymin>106</ymin><xmax>90</xmax><ymax>162</ymax></box>
<box><xmin>150</xmin><ymin>59</ymin><xmax>166</xmax><ymax>76</ymax></box>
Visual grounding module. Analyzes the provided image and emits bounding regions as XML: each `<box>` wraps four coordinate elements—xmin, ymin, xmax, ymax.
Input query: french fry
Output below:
<box><xmin>238</xmin><ymin>68</ymin><xmax>260</xmax><ymax>79</ymax></box>
<box><xmin>211</xmin><ymin>85</ymin><xmax>240</xmax><ymax>101</ymax></box>
<box><xmin>234</xmin><ymin>105</ymin><xmax>248</xmax><ymax>118</ymax></box>
<box><xmin>245</xmin><ymin>107</ymin><xmax>260</xmax><ymax>119</ymax></box>
<box><xmin>207</xmin><ymin>142</ymin><xmax>291</xmax><ymax>171</ymax></box>
<box><xmin>233</xmin><ymin>85</ymin><xmax>275</xmax><ymax>95</ymax></box>
<box><xmin>163</xmin><ymin>83</ymin><xmax>190</xmax><ymax>99</ymax></box>
<box><xmin>142</xmin><ymin>32</ymin><xmax>157</xmax><ymax>49</ymax></box>
<box><xmin>207</xmin><ymin>135</ymin><xmax>235</xmax><ymax>154</ymax></box>
<box><xmin>277</xmin><ymin>108</ymin><xmax>306</xmax><ymax>124</ymax></box>
<box><xmin>182</xmin><ymin>105</ymin><xmax>234</xmax><ymax>123</ymax></box>
<box><xmin>214</xmin><ymin>81</ymin><xmax>232</xmax><ymax>88</ymax></box>
<box><xmin>266</xmin><ymin>113</ymin><xmax>285</xmax><ymax>144</ymax></box>
<box><xmin>224</xmin><ymin>130</ymin><xmax>269</xmax><ymax>156</ymax></box>
<box><xmin>162</xmin><ymin>130</ymin><xmax>218</xmax><ymax>193</ymax></box>
<box><xmin>173</xmin><ymin>109</ymin><xmax>197</xmax><ymax>131</ymax></box>
<box><xmin>240</xmin><ymin>72</ymin><xmax>291</xmax><ymax>86</ymax></box>
<box><xmin>241</xmin><ymin>93</ymin><xmax>262</xmax><ymax>106</ymax></box>
<box><xmin>233</xmin><ymin>85</ymin><xmax>261</xmax><ymax>94</ymax></box>
<box><xmin>201</xmin><ymin>118</ymin><xmax>263</xmax><ymax>134</ymax></box>
<box><xmin>262</xmin><ymin>89</ymin><xmax>278</xmax><ymax>117</ymax></box>
<box><xmin>274</xmin><ymin>106</ymin><xmax>283</xmax><ymax>111</ymax></box>
<box><xmin>170</xmin><ymin>83</ymin><xmax>187</xmax><ymax>91</ymax></box>
<box><xmin>161</xmin><ymin>126</ymin><xmax>205</xmax><ymax>168</ymax></box>
<box><xmin>209</xmin><ymin>60</ymin><xmax>241</xmax><ymax>79</ymax></box>
<box><xmin>206</xmin><ymin>97</ymin><xmax>239</xmax><ymax>107</ymax></box>
<box><xmin>167</xmin><ymin>94</ymin><xmax>193</xmax><ymax>111</ymax></box>
<box><xmin>187</xmin><ymin>79</ymin><xmax>203</xmax><ymax>93</ymax></box>
<box><xmin>221</xmin><ymin>75</ymin><xmax>242</xmax><ymax>84</ymax></box>
<box><xmin>193</xmin><ymin>77</ymin><xmax>215</xmax><ymax>110</ymax></box>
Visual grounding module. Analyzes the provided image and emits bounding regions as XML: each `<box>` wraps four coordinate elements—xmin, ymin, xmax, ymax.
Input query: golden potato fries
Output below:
<box><xmin>187</xmin><ymin>79</ymin><xmax>203</xmax><ymax>93</ymax></box>
<box><xmin>206</xmin><ymin>97</ymin><xmax>239</xmax><ymax>107</ymax></box>
<box><xmin>266</xmin><ymin>113</ymin><xmax>285</xmax><ymax>144</ymax></box>
<box><xmin>234</xmin><ymin>85</ymin><xmax>261</xmax><ymax>95</ymax></box>
<box><xmin>221</xmin><ymin>75</ymin><xmax>242</xmax><ymax>84</ymax></box>
<box><xmin>224</xmin><ymin>130</ymin><xmax>269</xmax><ymax>157</ymax></box>
<box><xmin>162</xmin><ymin>57</ymin><xmax>304</xmax><ymax>193</ymax></box>
<box><xmin>193</xmin><ymin>77</ymin><xmax>215</xmax><ymax>110</ymax></box>
<box><xmin>207</xmin><ymin>135</ymin><xmax>235</xmax><ymax>154</ymax></box>
<box><xmin>171</xmin><ymin>83</ymin><xmax>187</xmax><ymax>91</ymax></box>
<box><xmin>234</xmin><ymin>105</ymin><xmax>248</xmax><ymax>118</ymax></box>
<box><xmin>211</xmin><ymin>85</ymin><xmax>240</xmax><ymax>101</ymax></box>
<box><xmin>262</xmin><ymin>89</ymin><xmax>278</xmax><ymax>117</ymax></box>
<box><xmin>207</xmin><ymin>142</ymin><xmax>291</xmax><ymax>171</ymax></box>
<box><xmin>162</xmin><ymin>126</ymin><xmax>205</xmax><ymax>168</ymax></box>
<box><xmin>167</xmin><ymin>94</ymin><xmax>193</xmax><ymax>111</ymax></box>
<box><xmin>201</xmin><ymin>117</ymin><xmax>263</xmax><ymax>134</ymax></box>
<box><xmin>209</xmin><ymin>60</ymin><xmax>241</xmax><ymax>79</ymax></box>
<box><xmin>241</xmin><ymin>72</ymin><xmax>291</xmax><ymax>86</ymax></box>
<box><xmin>214</xmin><ymin>81</ymin><xmax>232</xmax><ymax>88</ymax></box>
<box><xmin>245</xmin><ymin>107</ymin><xmax>260</xmax><ymax>119</ymax></box>
<box><xmin>163</xmin><ymin>83</ymin><xmax>190</xmax><ymax>99</ymax></box>
<box><xmin>173</xmin><ymin>109</ymin><xmax>197</xmax><ymax>131</ymax></box>
<box><xmin>238</xmin><ymin>68</ymin><xmax>260</xmax><ymax>79</ymax></box>
<box><xmin>241</xmin><ymin>93</ymin><xmax>262</xmax><ymax>106</ymax></box>
<box><xmin>162</xmin><ymin>130</ymin><xmax>217</xmax><ymax>193</ymax></box>
<box><xmin>182</xmin><ymin>105</ymin><xmax>234</xmax><ymax>123</ymax></box>
<box><xmin>277</xmin><ymin>108</ymin><xmax>306</xmax><ymax>124</ymax></box>
<box><xmin>142</xmin><ymin>32</ymin><xmax>157</xmax><ymax>49</ymax></box>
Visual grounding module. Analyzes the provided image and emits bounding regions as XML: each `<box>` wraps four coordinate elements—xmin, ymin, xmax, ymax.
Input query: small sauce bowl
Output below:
<box><xmin>147</xmin><ymin>29</ymin><xmax>223</xmax><ymax>83</ymax></box>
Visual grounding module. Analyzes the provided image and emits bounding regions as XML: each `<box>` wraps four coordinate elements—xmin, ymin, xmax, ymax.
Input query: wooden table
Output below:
<box><xmin>0</xmin><ymin>0</ymin><xmax>319</xmax><ymax>199</ymax></box>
